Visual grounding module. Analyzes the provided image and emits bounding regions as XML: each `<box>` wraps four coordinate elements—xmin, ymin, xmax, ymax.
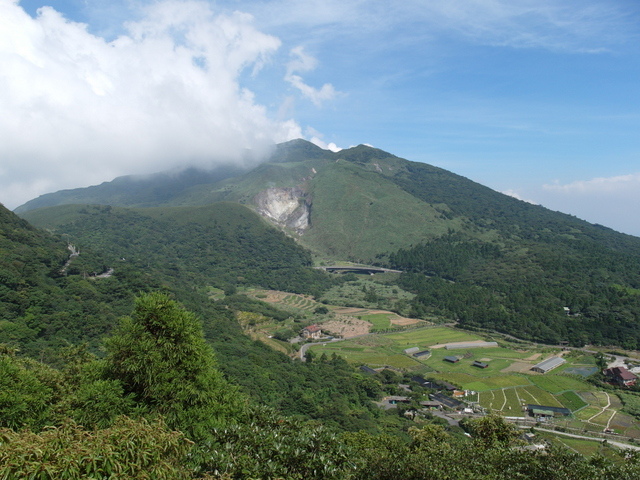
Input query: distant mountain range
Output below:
<box><xmin>14</xmin><ymin>139</ymin><xmax>640</xmax><ymax>347</ymax></box>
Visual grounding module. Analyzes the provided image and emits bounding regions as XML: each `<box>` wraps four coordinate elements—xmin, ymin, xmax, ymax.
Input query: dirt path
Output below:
<box><xmin>587</xmin><ymin>392</ymin><xmax>611</xmax><ymax>423</ymax></box>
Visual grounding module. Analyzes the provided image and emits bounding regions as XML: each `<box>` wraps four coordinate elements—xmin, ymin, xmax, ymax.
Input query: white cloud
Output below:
<box><xmin>0</xmin><ymin>0</ymin><xmax>306</xmax><ymax>209</ymax></box>
<box><xmin>533</xmin><ymin>173</ymin><xmax>640</xmax><ymax>236</ymax></box>
<box><xmin>501</xmin><ymin>189</ymin><xmax>538</xmax><ymax>204</ymax></box>
<box><xmin>305</xmin><ymin>126</ymin><xmax>341</xmax><ymax>152</ymax></box>
<box><xmin>309</xmin><ymin>137</ymin><xmax>341</xmax><ymax>153</ymax></box>
<box><xmin>543</xmin><ymin>173</ymin><xmax>640</xmax><ymax>195</ymax></box>
<box><xmin>242</xmin><ymin>0</ymin><xmax>636</xmax><ymax>53</ymax></box>
<box><xmin>285</xmin><ymin>46</ymin><xmax>338</xmax><ymax>106</ymax></box>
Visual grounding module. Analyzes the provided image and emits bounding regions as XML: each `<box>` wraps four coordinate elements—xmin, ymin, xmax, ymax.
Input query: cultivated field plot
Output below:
<box><xmin>478</xmin><ymin>387</ymin><xmax>525</xmax><ymax>413</ymax></box>
<box><xmin>282</xmin><ymin>294</ymin><xmax>318</xmax><ymax>311</ymax></box>
<box><xmin>476</xmin><ymin>383</ymin><xmax>591</xmax><ymax>415</ymax></box>
<box><xmin>557</xmin><ymin>391</ymin><xmax>588</xmax><ymax>411</ymax></box>
<box><xmin>518</xmin><ymin>385</ymin><xmax>563</xmax><ymax>407</ymax></box>
<box><xmin>529</xmin><ymin>374</ymin><xmax>592</xmax><ymax>394</ymax></box>
<box><xmin>360</xmin><ymin>313</ymin><xmax>392</xmax><ymax>331</ymax></box>
<box><xmin>551</xmin><ymin>436</ymin><xmax>617</xmax><ymax>459</ymax></box>
<box><xmin>387</xmin><ymin>327</ymin><xmax>483</xmax><ymax>348</ymax></box>
<box><xmin>250</xmin><ymin>289</ymin><xmax>321</xmax><ymax>313</ymax></box>
<box><xmin>310</xmin><ymin>340</ymin><xmax>423</xmax><ymax>369</ymax></box>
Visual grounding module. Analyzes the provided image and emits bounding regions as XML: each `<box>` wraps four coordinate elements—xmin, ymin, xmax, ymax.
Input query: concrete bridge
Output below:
<box><xmin>315</xmin><ymin>265</ymin><xmax>403</xmax><ymax>275</ymax></box>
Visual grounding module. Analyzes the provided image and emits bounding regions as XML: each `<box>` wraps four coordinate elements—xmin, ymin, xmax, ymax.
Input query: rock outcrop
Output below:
<box><xmin>253</xmin><ymin>187</ymin><xmax>310</xmax><ymax>234</ymax></box>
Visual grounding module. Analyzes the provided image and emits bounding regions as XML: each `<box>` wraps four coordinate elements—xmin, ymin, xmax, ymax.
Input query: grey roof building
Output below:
<box><xmin>445</xmin><ymin>341</ymin><xmax>498</xmax><ymax>350</ymax></box>
<box><xmin>531</xmin><ymin>356</ymin><xmax>566</xmax><ymax>374</ymax></box>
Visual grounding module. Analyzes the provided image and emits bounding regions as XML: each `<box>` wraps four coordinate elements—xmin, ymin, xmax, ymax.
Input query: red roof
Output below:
<box><xmin>606</xmin><ymin>366</ymin><xmax>637</xmax><ymax>381</ymax></box>
<box><xmin>304</xmin><ymin>324</ymin><xmax>321</xmax><ymax>333</ymax></box>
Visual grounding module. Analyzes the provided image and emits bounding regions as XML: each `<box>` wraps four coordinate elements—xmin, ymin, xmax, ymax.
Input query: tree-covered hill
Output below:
<box><xmin>3</xmin><ymin>293</ymin><xmax>640</xmax><ymax>479</ymax></box>
<box><xmin>0</xmin><ymin>204</ymin><xmax>155</xmax><ymax>358</ymax></box>
<box><xmin>17</xmin><ymin>139</ymin><xmax>640</xmax><ymax>348</ymax></box>
<box><xmin>13</xmin><ymin>165</ymin><xmax>245</xmax><ymax>213</ymax></box>
<box><xmin>21</xmin><ymin>202</ymin><xmax>335</xmax><ymax>297</ymax></box>
<box><xmin>386</xmin><ymin>232</ymin><xmax>640</xmax><ymax>347</ymax></box>
<box><xmin>1</xmin><ymin>203</ymin><xmax>383</xmax><ymax>432</ymax></box>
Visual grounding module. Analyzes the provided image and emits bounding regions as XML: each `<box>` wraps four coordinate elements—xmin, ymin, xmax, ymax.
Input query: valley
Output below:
<box><xmin>5</xmin><ymin>139</ymin><xmax>640</xmax><ymax>476</ymax></box>
<box><xmin>238</xmin><ymin>283</ymin><xmax>640</xmax><ymax>444</ymax></box>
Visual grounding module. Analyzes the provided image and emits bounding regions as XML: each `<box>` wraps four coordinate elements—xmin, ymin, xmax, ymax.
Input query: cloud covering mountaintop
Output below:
<box><xmin>0</xmin><ymin>0</ymin><xmax>309</xmax><ymax>207</ymax></box>
<box><xmin>2</xmin><ymin>0</ymin><xmax>640</xmax><ymax>236</ymax></box>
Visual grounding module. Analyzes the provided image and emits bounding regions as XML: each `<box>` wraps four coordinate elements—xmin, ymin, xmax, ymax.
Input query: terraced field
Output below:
<box><xmin>281</xmin><ymin>294</ymin><xmax>318</xmax><ymax>311</ymax></box>
<box><xmin>245</xmin><ymin>290</ymin><xmax>639</xmax><ymax>439</ymax></box>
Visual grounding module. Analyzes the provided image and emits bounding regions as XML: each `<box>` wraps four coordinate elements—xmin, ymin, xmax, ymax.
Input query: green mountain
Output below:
<box><xmin>0</xmin><ymin>204</ymin><xmax>154</xmax><ymax>358</ymax></box>
<box><xmin>6</xmin><ymin>142</ymin><xmax>640</xmax><ymax>478</ymax></box>
<box><xmin>0</xmin><ymin>202</ymin><xmax>387</xmax><ymax>435</ymax></box>
<box><xmin>16</xmin><ymin>139</ymin><xmax>640</xmax><ymax>347</ymax></box>
<box><xmin>14</xmin><ymin>165</ymin><xmax>245</xmax><ymax>213</ymax></box>
<box><xmin>21</xmin><ymin>202</ymin><xmax>333</xmax><ymax>296</ymax></box>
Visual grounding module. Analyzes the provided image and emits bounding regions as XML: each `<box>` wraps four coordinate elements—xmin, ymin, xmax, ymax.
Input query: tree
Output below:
<box><xmin>462</xmin><ymin>414</ymin><xmax>519</xmax><ymax>447</ymax></box>
<box><xmin>0</xmin><ymin>350</ymin><xmax>56</xmax><ymax>430</ymax></box>
<box><xmin>103</xmin><ymin>292</ymin><xmax>245</xmax><ymax>440</ymax></box>
<box><xmin>0</xmin><ymin>417</ymin><xmax>193</xmax><ymax>480</ymax></box>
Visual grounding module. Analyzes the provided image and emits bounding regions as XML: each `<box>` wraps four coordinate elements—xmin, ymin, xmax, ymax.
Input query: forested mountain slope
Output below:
<box><xmin>0</xmin><ymin>204</ymin><xmax>152</xmax><ymax>358</ymax></box>
<box><xmin>18</xmin><ymin>139</ymin><xmax>640</xmax><ymax>347</ymax></box>
<box><xmin>21</xmin><ymin>202</ymin><xmax>334</xmax><ymax>297</ymax></box>
<box><xmin>0</xmin><ymin>204</ymin><xmax>394</xmax><ymax>436</ymax></box>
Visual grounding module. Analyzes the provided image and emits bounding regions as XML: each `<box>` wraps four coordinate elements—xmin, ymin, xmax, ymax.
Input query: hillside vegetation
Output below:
<box><xmin>3</xmin><ymin>292</ymin><xmax>640</xmax><ymax>479</ymax></box>
<box><xmin>19</xmin><ymin>139</ymin><xmax>640</xmax><ymax>348</ymax></box>
<box><xmin>4</xmin><ymin>196</ymin><xmax>640</xmax><ymax>477</ymax></box>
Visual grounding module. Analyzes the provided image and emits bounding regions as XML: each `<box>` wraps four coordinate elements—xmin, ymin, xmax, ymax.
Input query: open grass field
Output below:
<box><xmin>360</xmin><ymin>313</ymin><xmax>392</xmax><ymax>331</ymax></box>
<box><xmin>310</xmin><ymin>340</ymin><xmax>423</xmax><ymax>369</ymax></box>
<box><xmin>529</xmin><ymin>374</ymin><xmax>592</xmax><ymax>394</ymax></box>
<box><xmin>388</xmin><ymin>326</ymin><xmax>482</xmax><ymax>346</ymax></box>
<box><xmin>558</xmin><ymin>391</ymin><xmax>588</xmax><ymax>411</ymax></box>
<box><xmin>551</xmin><ymin>436</ymin><xmax>618</xmax><ymax>459</ymax></box>
<box><xmin>575</xmin><ymin>406</ymin><xmax>605</xmax><ymax>421</ymax></box>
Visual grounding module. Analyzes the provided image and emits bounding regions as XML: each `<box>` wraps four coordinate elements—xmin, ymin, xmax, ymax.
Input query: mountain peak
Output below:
<box><xmin>272</xmin><ymin>139</ymin><xmax>329</xmax><ymax>162</ymax></box>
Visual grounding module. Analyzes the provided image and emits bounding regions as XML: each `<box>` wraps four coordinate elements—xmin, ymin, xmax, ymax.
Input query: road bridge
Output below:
<box><xmin>315</xmin><ymin>266</ymin><xmax>403</xmax><ymax>275</ymax></box>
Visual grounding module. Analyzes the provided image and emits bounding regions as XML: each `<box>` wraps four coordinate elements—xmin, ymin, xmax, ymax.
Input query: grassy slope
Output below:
<box><xmin>301</xmin><ymin>161</ymin><xmax>461</xmax><ymax>261</ymax></box>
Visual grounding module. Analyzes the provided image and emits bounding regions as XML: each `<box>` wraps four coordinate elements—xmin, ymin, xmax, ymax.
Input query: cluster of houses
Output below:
<box><xmin>374</xmin><ymin>373</ymin><xmax>471</xmax><ymax>412</ymax></box>
<box><xmin>442</xmin><ymin>356</ymin><xmax>489</xmax><ymax>369</ymax></box>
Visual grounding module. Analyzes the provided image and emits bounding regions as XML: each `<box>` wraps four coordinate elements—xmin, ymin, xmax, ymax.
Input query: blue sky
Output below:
<box><xmin>2</xmin><ymin>0</ymin><xmax>640</xmax><ymax>236</ymax></box>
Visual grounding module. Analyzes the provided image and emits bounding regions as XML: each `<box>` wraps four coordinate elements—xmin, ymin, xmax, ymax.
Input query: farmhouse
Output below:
<box><xmin>444</xmin><ymin>356</ymin><xmax>460</xmax><ymax>363</ymax></box>
<box><xmin>531</xmin><ymin>356</ymin><xmax>565</xmax><ymax>374</ymax></box>
<box><xmin>301</xmin><ymin>324</ymin><xmax>322</xmax><ymax>339</ymax></box>
<box><xmin>526</xmin><ymin>404</ymin><xmax>571</xmax><ymax>418</ymax></box>
<box><xmin>411</xmin><ymin>376</ymin><xmax>440</xmax><ymax>390</ymax></box>
<box><xmin>420</xmin><ymin>400</ymin><xmax>442</xmax><ymax>410</ymax></box>
<box><xmin>472</xmin><ymin>360</ymin><xmax>489</xmax><ymax>369</ymax></box>
<box><xmin>404</xmin><ymin>347</ymin><xmax>420</xmax><ymax>354</ymax></box>
<box><xmin>386</xmin><ymin>396</ymin><xmax>411</xmax><ymax>405</ymax></box>
<box><xmin>359</xmin><ymin>365</ymin><xmax>378</xmax><ymax>375</ymax></box>
<box><xmin>440</xmin><ymin>381</ymin><xmax>457</xmax><ymax>391</ymax></box>
<box><xmin>413</xmin><ymin>350</ymin><xmax>431</xmax><ymax>359</ymax></box>
<box><xmin>429</xmin><ymin>392</ymin><xmax>464</xmax><ymax>410</ymax></box>
<box><xmin>604</xmin><ymin>366</ymin><xmax>638</xmax><ymax>387</ymax></box>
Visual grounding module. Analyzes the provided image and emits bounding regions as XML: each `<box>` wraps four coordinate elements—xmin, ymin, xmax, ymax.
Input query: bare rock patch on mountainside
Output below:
<box><xmin>254</xmin><ymin>187</ymin><xmax>310</xmax><ymax>233</ymax></box>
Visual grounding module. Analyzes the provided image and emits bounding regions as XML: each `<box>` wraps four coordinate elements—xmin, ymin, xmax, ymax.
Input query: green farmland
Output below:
<box><xmin>307</xmin><ymin>324</ymin><xmax>639</xmax><ymax>438</ymax></box>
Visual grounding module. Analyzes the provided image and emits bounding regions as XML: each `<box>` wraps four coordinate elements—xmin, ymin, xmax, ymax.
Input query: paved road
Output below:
<box><xmin>523</xmin><ymin>427</ymin><xmax>640</xmax><ymax>451</ymax></box>
<box><xmin>299</xmin><ymin>337</ymin><xmax>345</xmax><ymax>361</ymax></box>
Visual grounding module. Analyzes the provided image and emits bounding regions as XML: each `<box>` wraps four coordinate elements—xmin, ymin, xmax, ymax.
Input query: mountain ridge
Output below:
<box><xmin>15</xmin><ymin>139</ymin><xmax>640</xmax><ymax>347</ymax></box>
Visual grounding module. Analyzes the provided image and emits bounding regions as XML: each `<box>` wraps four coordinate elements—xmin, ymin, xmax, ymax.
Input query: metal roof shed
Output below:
<box><xmin>531</xmin><ymin>357</ymin><xmax>566</xmax><ymax>373</ymax></box>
